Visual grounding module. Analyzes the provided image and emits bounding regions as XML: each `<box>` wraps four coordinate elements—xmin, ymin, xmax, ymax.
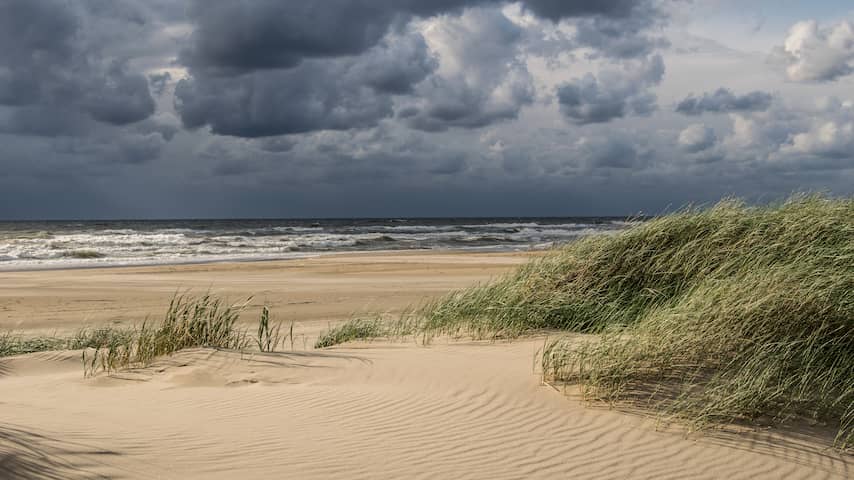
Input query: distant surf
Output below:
<box><xmin>0</xmin><ymin>217</ymin><xmax>636</xmax><ymax>270</ymax></box>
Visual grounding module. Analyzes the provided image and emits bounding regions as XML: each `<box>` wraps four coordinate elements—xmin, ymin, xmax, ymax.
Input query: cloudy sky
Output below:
<box><xmin>1</xmin><ymin>0</ymin><xmax>853</xmax><ymax>219</ymax></box>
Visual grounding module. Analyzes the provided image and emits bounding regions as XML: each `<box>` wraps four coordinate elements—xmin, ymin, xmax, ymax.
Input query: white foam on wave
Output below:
<box><xmin>0</xmin><ymin>220</ymin><xmax>631</xmax><ymax>270</ymax></box>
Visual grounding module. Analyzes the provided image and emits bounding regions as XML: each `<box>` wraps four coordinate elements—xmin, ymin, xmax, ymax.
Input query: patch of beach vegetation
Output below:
<box><xmin>315</xmin><ymin>194</ymin><xmax>854</xmax><ymax>448</ymax></box>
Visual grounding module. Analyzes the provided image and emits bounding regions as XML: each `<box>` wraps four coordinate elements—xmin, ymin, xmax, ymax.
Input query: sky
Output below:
<box><xmin>1</xmin><ymin>0</ymin><xmax>853</xmax><ymax>219</ymax></box>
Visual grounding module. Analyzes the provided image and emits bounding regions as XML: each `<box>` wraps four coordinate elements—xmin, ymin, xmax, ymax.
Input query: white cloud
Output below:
<box><xmin>782</xmin><ymin>120</ymin><xmax>854</xmax><ymax>158</ymax></box>
<box><xmin>780</xmin><ymin>20</ymin><xmax>854</xmax><ymax>82</ymax></box>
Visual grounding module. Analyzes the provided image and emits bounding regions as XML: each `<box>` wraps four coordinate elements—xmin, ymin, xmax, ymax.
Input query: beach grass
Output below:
<box><xmin>313</xmin><ymin>311</ymin><xmax>423</xmax><ymax>349</ymax></box>
<box><xmin>0</xmin><ymin>332</ymin><xmax>67</xmax><ymax>357</ymax></box>
<box><xmin>316</xmin><ymin>194</ymin><xmax>854</xmax><ymax>447</ymax></box>
<box><xmin>0</xmin><ymin>294</ymin><xmax>300</xmax><ymax>376</ymax></box>
<box><xmin>82</xmin><ymin>293</ymin><xmax>253</xmax><ymax>375</ymax></box>
<box><xmin>314</xmin><ymin>318</ymin><xmax>387</xmax><ymax>349</ymax></box>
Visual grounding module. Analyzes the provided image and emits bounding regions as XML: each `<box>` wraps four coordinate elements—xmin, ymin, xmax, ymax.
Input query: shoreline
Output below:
<box><xmin>0</xmin><ymin>245</ymin><xmax>539</xmax><ymax>273</ymax></box>
<box><xmin>0</xmin><ymin>250</ymin><xmax>532</xmax><ymax>334</ymax></box>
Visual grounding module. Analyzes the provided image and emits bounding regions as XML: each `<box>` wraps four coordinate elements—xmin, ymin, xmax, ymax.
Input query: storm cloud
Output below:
<box><xmin>175</xmin><ymin>0</ymin><xmax>663</xmax><ymax>137</ymax></box>
<box><xmin>557</xmin><ymin>55</ymin><xmax>664</xmax><ymax>124</ymax></box>
<box><xmin>678</xmin><ymin>124</ymin><xmax>717</xmax><ymax>153</ymax></box>
<box><xmin>676</xmin><ymin>89</ymin><xmax>773</xmax><ymax>116</ymax></box>
<box><xmin>175</xmin><ymin>30</ymin><xmax>433</xmax><ymax>137</ymax></box>
<box><xmin>1</xmin><ymin>0</ymin><xmax>853</xmax><ymax>220</ymax></box>
<box><xmin>0</xmin><ymin>1</ymin><xmax>157</xmax><ymax>133</ymax></box>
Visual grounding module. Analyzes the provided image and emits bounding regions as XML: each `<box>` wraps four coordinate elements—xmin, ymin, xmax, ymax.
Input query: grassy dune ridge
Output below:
<box><xmin>318</xmin><ymin>194</ymin><xmax>854</xmax><ymax>447</ymax></box>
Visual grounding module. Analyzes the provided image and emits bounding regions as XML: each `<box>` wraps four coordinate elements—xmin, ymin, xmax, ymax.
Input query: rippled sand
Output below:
<box><xmin>0</xmin><ymin>252</ymin><xmax>850</xmax><ymax>479</ymax></box>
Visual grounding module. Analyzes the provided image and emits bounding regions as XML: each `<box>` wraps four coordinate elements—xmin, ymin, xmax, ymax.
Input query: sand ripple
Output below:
<box><xmin>1</xmin><ymin>341</ymin><xmax>850</xmax><ymax>479</ymax></box>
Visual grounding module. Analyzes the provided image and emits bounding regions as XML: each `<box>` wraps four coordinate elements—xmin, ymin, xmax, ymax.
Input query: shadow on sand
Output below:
<box><xmin>0</xmin><ymin>424</ymin><xmax>121</xmax><ymax>480</ymax></box>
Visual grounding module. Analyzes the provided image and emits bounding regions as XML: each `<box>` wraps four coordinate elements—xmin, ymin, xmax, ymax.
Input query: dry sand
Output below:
<box><xmin>0</xmin><ymin>251</ymin><xmax>527</xmax><ymax>336</ymax></box>
<box><xmin>1</xmin><ymin>252</ymin><xmax>851</xmax><ymax>479</ymax></box>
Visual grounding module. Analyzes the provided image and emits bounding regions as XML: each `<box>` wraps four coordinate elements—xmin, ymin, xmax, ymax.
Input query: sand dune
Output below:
<box><xmin>2</xmin><ymin>341</ymin><xmax>850</xmax><ymax>479</ymax></box>
<box><xmin>1</xmin><ymin>252</ymin><xmax>851</xmax><ymax>478</ymax></box>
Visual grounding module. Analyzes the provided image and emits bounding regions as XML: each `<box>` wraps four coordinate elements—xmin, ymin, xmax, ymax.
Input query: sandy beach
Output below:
<box><xmin>1</xmin><ymin>252</ymin><xmax>851</xmax><ymax>479</ymax></box>
<box><xmin>0</xmin><ymin>251</ymin><xmax>528</xmax><ymax>336</ymax></box>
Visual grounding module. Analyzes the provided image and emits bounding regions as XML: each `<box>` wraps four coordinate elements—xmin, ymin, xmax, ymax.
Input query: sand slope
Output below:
<box><xmin>2</xmin><ymin>341</ymin><xmax>850</xmax><ymax>479</ymax></box>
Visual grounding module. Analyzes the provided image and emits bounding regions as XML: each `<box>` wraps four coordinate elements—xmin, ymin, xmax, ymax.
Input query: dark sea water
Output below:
<box><xmin>0</xmin><ymin>217</ymin><xmax>637</xmax><ymax>270</ymax></box>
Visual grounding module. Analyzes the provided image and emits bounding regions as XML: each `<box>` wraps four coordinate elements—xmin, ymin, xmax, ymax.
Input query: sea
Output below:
<box><xmin>0</xmin><ymin>217</ymin><xmax>637</xmax><ymax>271</ymax></box>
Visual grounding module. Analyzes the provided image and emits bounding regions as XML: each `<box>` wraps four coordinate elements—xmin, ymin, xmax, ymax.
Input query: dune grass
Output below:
<box><xmin>82</xmin><ymin>293</ymin><xmax>254</xmax><ymax>376</ymax></box>
<box><xmin>315</xmin><ymin>194</ymin><xmax>853</xmax><ymax>447</ymax></box>
<box><xmin>313</xmin><ymin>312</ymin><xmax>423</xmax><ymax>349</ymax></box>
<box><xmin>0</xmin><ymin>328</ymin><xmax>130</xmax><ymax>358</ymax></box>
<box><xmin>0</xmin><ymin>332</ymin><xmax>67</xmax><ymax>357</ymax></box>
<box><xmin>1</xmin><ymin>293</ymin><xmax>302</xmax><ymax>376</ymax></box>
<box><xmin>314</xmin><ymin>318</ymin><xmax>388</xmax><ymax>349</ymax></box>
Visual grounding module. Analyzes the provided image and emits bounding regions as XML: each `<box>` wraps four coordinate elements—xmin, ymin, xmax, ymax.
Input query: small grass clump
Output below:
<box><xmin>2</xmin><ymin>294</ymin><xmax>303</xmax><ymax>376</ymax></box>
<box><xmin>83</xmin><ymin>293</ymin><xmax>252</xmax><ymax>375</ymax></box>
<box><xmin>257</xmin><ymin>306</ymin><xmax>293</xmax><ymax>352</ymax></box>
<box><xmin>0</xmin><ymin>332</ymin><xmax>67</xmax><ymax>357</ymax></box>
<box><xmin>314</xmin><ymin>311</ymin><xmax>423</xmax><ymax>348</ymax></box>
<box><xmin>314</xmin><ymin>318</ymin><xmax>386</xmax><ymax>349</ymax></box>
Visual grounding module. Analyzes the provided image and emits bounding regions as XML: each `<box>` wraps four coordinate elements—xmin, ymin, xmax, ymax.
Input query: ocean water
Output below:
<box><xmin>0</xmin><ymin>218</ymin><xmax>636</xmax><ymax>270</ymax></box>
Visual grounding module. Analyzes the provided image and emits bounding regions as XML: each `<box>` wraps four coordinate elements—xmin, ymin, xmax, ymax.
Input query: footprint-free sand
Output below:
<box><xmin>1</xmin><ymin>252</ymin><xmax>850</xmax><ymax>479</ymax></box>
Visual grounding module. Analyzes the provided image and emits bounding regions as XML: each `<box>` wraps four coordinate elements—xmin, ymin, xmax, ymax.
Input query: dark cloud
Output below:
<box><xmin>522</xmin><ymin>0</ymin><xmax>651</xmax><ymax>20</ymax></box>
<box><xmin>181</xmin><ymin>1</ymin><xmax>400</xmax><ymax>73</ymax></box>
<box><xmin>181</xmin><ymin>0</ymin><xmax>653</xmax><ymax>74</ymax></box>
<box><xmin>257</xmin><ymin>137</ymin><xmax>297</xmax><ymax>153</ymax></box>
<box><xmin>175</xmin><ymin>55</ymin><xmax>399</xmax><ymax>137</ymax></box>
<box><xmin>149</xmin><ymin>72</ymin><xmax>172</xmax><ymax>96</ymax></box>
<box><xmin>573</xmin><ymin>16</ymin><xmax>669</xmax><ymax>59</ymax></box>
<box><xmin>678</xmin><ymin>124</ymin><xmax>717</xmax><ymax>153</ymax></box>
<box><xmin>404</xmin><ymin>75</ymin><xmax>534</xmax><ymax>131</ymax></box>
<box><xmin>0</xmin><ymin>0</ymin><xmax>157</xmax><ymax>136</ymax></box>
<box><xmin>1</xmin><ymin>107</ymin><xmax>92</xmax><ymax>137</ymax></box>
<box><xmin>177</xmin><ymin>0</ymin><xmax>658</xmax><ymax>137</ymax></box>
<box><xmin>114</xmin><ymin>132</ymin><xmax>169</xmax><ymax>164</ymax></box>
<box><xmin>82</xmin><ymin>63</ymin><xmax>156</xmax><ymax>125</ymax></box>
<box><xmin>403</xmin><ymin>8</ymin><xmax>534</xmax><ymax>132</ymax></box>
<box><xmin>576</xmin><ymin>135</ymin><xmax>644</xmax><ymax>169</ymax></box>
<box><xmin>676</xmin><ymin>88</ymin><xmax>773</xmax><ymax>116</ymax></box>
<box><xmin>557</xmin><ymin>54</ymin><xmax>664</xmax><ymax>124</ymax></box>
<box><xmin>4</xmin><ymin>0</ymin><xmax>852</xmax><ymax>221</ymax></box>
<box><xmin>176</xmin><ymin>7</ymin><xmax>542</xmax><ymax>137</ymax></box>
<box><xmin>349</xmin><ymin>33</ymin><xmax>438</xmax><ymax>94</ymax></box>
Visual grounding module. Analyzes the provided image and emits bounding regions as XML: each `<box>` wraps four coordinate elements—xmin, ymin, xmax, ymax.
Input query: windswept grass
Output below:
<box><xmin>0</xmin><ymin>328</ymin><xmax>128</xmax><ymax>358</ymax></box>
<box><xmin>2</xmin><ymin>294</ymin><xmax>306</xmax><ymax>376</ymax></box>
<box><xmin>316</xmin><ymin>194</ymin><xmax>854</xmax><ymax>447</ymax></box>
<box><xmin>0</xmin><ymin>332</ymin><xmax>66</xmax><ymax>357</ymax></box>
<box><xmin>314</xmin><ymin>318</ymin><xmax>387</xmax><ymax>349</ymax></box>
<box><xmin>313</xmin><ymin>310</ymin><xmax>424</xmax><ymax>349</ymax></box>
<box><xmin>82</xmin><ymin>293</ymin><xmax>252</xmax><ymax>375</ymax></box>
<box><xmin>257</xmin><ymin>306</ymin><xmax>294</xmax><ymax>352</ymax></box>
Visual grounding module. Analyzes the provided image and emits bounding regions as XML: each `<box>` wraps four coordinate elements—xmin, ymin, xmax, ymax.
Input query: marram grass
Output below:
<box><xmin>317</xmin><ymin>195</ymin><xmax>854</xmax><ymax>447</ymax></box>
<box><xmin>82</xmin><ymin>293</ymin><xmax>253</xmax><ymax>376</ymax></box>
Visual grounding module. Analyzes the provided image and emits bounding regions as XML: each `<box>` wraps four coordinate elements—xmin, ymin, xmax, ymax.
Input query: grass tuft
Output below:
<box><xmin>314</xmin><ymin>318</ymin><xmax>386</xmax><ymax>349</ymax></box>
<box><xmin>82</xmin><ymin>293</ymin><xmax>252</xmax><ymax>376</ymax></box>
<box><xmin>0</xmin><ymin>332</ymin><xmax>67</xmax><ymax>357</ymax></box>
